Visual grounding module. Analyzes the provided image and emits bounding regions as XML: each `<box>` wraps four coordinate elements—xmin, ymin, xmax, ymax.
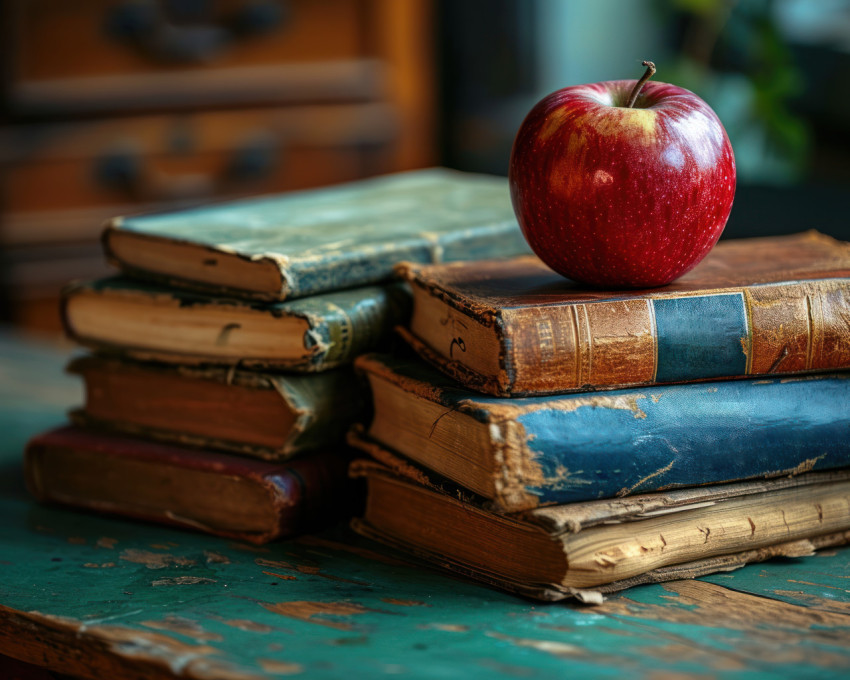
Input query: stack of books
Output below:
<box><xmin>348</xmin><ymin>230</ymin><xmax>850</xmax><ymax>602</ymax></box>
<box><xmin>24</xmin><ymin>168</ymin><xmax>531</xmax><ymax>544</ymax></box>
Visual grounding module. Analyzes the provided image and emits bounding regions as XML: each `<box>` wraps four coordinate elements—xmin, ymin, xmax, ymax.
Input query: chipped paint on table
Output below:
<box><xmin>1</xmin><ymin>333</ymin><xmax>849</xmax><ymax>679</ymax></box>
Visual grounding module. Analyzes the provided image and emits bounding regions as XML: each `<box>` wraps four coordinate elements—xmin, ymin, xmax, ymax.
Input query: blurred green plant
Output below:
<box><xmin>662</xmin><ymin>0</ymin><xmax>810</xmax><ymax>184</ymax></box>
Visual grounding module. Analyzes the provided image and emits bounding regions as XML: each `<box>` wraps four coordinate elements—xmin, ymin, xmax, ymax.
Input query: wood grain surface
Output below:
<box><xmin>1</xmin><ymin>332</ymin><xmax>849</xmax><ymax>679</ymax></box>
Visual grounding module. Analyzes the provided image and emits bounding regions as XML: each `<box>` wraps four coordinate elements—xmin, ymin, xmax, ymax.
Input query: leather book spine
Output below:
<box><xmin>414</xmin><ymin>277</ymin><xmax>850</xmax><ymax>396</ymax></box>
<box><xmin>25</xmin><ymin>426</ymin><xmax>355</xmax><ymax>543</ymax></box>
<box><xmin>356</xmin><ymin>355</ymin><xmax>850</xmax><ymax>511</ymax></box>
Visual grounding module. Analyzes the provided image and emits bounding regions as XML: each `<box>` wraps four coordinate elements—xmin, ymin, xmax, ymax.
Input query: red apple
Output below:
<box><xmin>509</xmin><ymin>62</ymin><xmax>736</xmax><ymax>288</ymax></box>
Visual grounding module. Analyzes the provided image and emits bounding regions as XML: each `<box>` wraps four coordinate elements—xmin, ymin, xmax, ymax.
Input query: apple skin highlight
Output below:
<box><xmin>509</xmin><ymin>78</ymin><xmax>736</xmax><ymax>288</ymax></box>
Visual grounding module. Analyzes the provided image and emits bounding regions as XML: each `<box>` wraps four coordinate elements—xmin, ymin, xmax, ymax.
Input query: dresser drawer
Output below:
<box><xmin>5</xmin><ymin>0</ymin><xmax>384</xmax><ymax>115</ymax></box>
<box><xmin>9</xmin><ymin>0</ymin><xmax>366</xmax><ymax>80</ymax></box>
<box><xmin>0</xmin><ymin>0</ymin><xmax>436</xmax><ymax>334</ymax></box>
<box><xmin>2</xmin><ymin>102</ymin><xmax>399</xmax><ymax>239</ymax></box>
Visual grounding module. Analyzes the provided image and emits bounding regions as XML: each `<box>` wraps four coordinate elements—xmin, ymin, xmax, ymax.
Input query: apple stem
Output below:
<box><xmin>625</xmin><ymin>60</ymin><xmax>656</xmax><ymax>108</ymax></box>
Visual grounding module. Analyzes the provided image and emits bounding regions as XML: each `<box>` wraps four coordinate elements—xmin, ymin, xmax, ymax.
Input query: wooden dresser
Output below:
<box><xmin>0</xmin><ymin>0</ymin><xmax>436</xmax><ymax>332</ymax></box>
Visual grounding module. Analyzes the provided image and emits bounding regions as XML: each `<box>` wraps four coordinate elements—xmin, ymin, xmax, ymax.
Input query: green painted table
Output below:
<box><xmin>1</xmin><ymin>332</ymin><xmax>849</xmax><ymax>680</ymax></box>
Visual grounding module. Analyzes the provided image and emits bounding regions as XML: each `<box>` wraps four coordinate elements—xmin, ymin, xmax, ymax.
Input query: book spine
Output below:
<box><xmin>24</xmin><ymin>427</ymin><xmax>355</xmax><ymax>543</ymax></box>
<box><xmin>265</xmin><ymin>448</ymin><xmax>359</xmax><ymax>537</ymax></box>
<box><xmin>277</xmin><ymin>369</ymin><xmax>366</xmax><ymax>453</ymax></box>
<box><xmin>62</xmin><ymin>278</ymin><xmax>410</xmax><ymax>372</ymax></box>
<box><xmin>70</xmin><ymin>358</ymin><xmax>363</xmax><ymax>457</ymax></box>
<box><xmin>501</xmin><ymin>279</ymin><xmax>850</xmax><ymax>395</ymax></box>
<box><xmin>285</xmin><ymin>283</ymin><xmax>411</xmax><ymax>371</ymax></box>
<box><xmin>481</xmin><ymin>373</ymin><xmax>850</xmax><ymax>509</ymax></box>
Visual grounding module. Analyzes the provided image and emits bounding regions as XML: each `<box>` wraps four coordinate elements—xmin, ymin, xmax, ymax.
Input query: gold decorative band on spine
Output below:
<box><xmin>647</xmin><ymin>298</ymin><xmax>659</xmax><ymax>384</ymax></box>
<box><xmin>741</xmin><ymin>288</ymin><xmax>755</xmax><ymax>375</ymax></box>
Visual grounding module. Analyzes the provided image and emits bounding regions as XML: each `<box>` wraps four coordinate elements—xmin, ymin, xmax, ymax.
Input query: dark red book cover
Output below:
<box><xmin>25</xmin><ymin>426</ymin><xmax>357</xmax><ymax>544</ymax></box>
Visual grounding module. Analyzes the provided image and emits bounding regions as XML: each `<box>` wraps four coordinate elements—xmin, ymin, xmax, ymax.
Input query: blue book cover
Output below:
<box><xmin>356</xmin><ymin>353</ymin><xmax>850</xmax><ymax>511</ymax></box>
<box><xmin>103</xmin><ymin>168</ymin><xmax>530</xmax><ymax>301</ymax></box>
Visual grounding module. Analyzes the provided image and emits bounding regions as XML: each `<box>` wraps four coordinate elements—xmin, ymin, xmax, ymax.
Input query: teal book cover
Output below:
<box><xmin>356</xmin><ymin>353</ymin><xmax>850</xmax><ymax>511</ymax></box>
<box><xmin>61</xmin><ymin>277</ymin><xmax>409</xmax><ymax>371</ymax></box>
<box><xmin>103</xmin><ymin>168</ymin><xmax>530</xmax><ymax>301</ymax></box>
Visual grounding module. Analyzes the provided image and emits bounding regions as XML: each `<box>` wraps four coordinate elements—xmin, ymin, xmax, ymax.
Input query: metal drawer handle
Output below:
<box><xmin>94</xmin><ymin>133</ymin><xmax>279</xmax><ymax>201</ymax></box>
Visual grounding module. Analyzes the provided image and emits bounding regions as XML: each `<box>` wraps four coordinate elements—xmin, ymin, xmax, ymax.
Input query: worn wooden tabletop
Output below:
<box><xmin>1</xmin><ymin>332</ymin><xmax>849</xmax><ymax>680</ymax></box>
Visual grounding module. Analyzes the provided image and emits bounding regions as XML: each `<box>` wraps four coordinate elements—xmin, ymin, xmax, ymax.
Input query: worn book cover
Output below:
<box><xmin>102</xmin><ymin>168</ymin><xmax>530</xmax><ymax>301</ymax></box>
<box><xmin>351</xmin><ymin>459</ymin><xmax>850</xmax><ymax>602</ymax></box>
<box><xmin>397</xmin><ymin>231</ymin><xmax>850</xmax><ymax>396</ymax></box>
<box><xmin>68</xmin><ymin>355</ymin><xmax>364</xmax><ymax>459</ymax></box>
<box><xmin>25</xmin><ymin>426</ymin><xmax>357</xmax><ymax>544</ymax></box>
<box><xmin>61</xmin><ymin>276</ymin><xmax>409</xmax><ymax>371</ymax></box>
<box><xmin>354</xmin><ymin>353</ymin><xmax>850</xmax><ymax>511</ymax></box>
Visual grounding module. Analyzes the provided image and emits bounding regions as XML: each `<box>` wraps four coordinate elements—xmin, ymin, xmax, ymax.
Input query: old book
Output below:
<box><xmin>61</xmin><ymin>276</ymin><xmax>409</xmax><ymax>370</ymax></box>
<box><xmin>68</xmin><ymin>355</ymin><xmax>362</xmax><ymax>459</ymax></box>
<box><xmin>353</xmin><ymin>353</ymin><xmax>850</xmax><ymax>512</ymax></box>
<box><xmin>25</xmin><ymin>426</ymin><xmax>356</xmax><ymax>544</ymax></box>
<box><xmin>396</xmin><ymin>231</ymin><xmax>850</xmax><ymax>396</ymax></box>
<box><xmin>102</xmin><ymin>168</ymin><xmax>529</xmax><ymax>301</ymax></box>
<box><xmin>351</xmin><ymin>459</ymin><xmax>850</xmax><ymax>602</ymax></box>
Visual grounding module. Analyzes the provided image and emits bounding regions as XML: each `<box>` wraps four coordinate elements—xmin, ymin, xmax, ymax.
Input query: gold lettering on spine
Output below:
<box><xmin>508</xmin><ymin>298</ymin><xmax>671</xmax><ymax>392</ymax></box>
<box><xmin>535</xmin><ymin>318</ymin><xmax>555</xmax><ymax>363</ymax></box>
<box><xmin>505</xmin><ymin>305</ymin><xmax>581</xmax><ymax>394</ymax></box>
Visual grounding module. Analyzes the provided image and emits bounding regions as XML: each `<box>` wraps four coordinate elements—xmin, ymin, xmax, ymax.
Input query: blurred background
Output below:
<box><xmin>1</xmin><ymin>0</ymin><xmax>849</xmax><ymax>335</ymax></box>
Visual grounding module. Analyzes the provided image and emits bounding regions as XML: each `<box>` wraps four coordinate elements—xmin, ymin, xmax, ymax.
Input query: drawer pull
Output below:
<box><xmin>94</xmin><ymin>134</ymin><xmax>279</xmax><ymax>200</ymax></box>
<box><xmin>104</xmin><ymin>0</ymin><xmax>288</xmax><ymax>64</ymax></box>
<box><xmin>227</xmin><ymin>133</ymin><xmax>278</xmax><ymax>182</ymax></box>
<box><xmin>94</xmin><ymin>148</ymin><xmax>143</xmax><ymax>192</ymax></box>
